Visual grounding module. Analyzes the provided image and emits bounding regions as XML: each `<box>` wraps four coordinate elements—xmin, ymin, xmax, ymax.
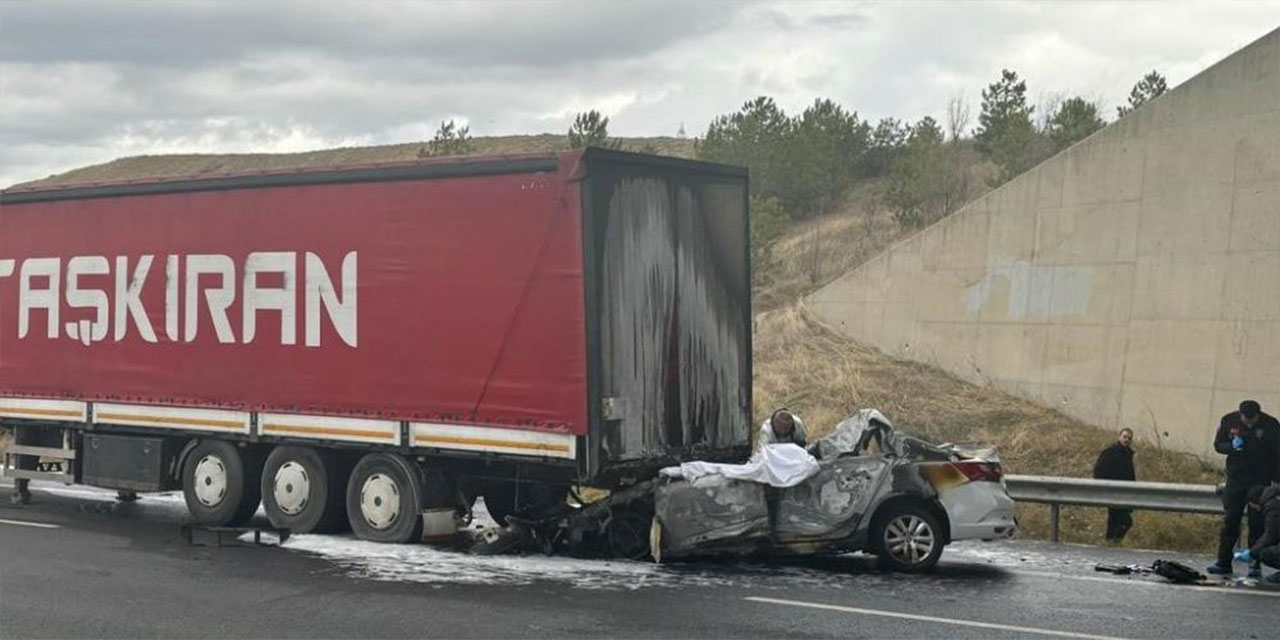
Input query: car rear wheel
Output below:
<box><xmin>872</xmin><ymin>503</ymin><xmax>943</xmax><ymax>573</ymax></box>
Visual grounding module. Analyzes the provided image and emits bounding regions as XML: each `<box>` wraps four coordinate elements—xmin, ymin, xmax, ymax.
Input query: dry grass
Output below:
<box><xmin>754</xmin><ymin>181</ymin><xmax>912</xmax><ymax>312</ymax></box>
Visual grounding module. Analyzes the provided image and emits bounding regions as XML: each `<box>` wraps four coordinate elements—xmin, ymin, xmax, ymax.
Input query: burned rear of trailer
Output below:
<box><xmin>582</xmin><ymin>152</ymin><xmax>752</xmax><ymax>479</ymax></box>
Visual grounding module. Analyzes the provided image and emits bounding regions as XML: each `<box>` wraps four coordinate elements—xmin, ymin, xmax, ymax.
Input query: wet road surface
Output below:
<box><xmin>1</xmin><ymin>483</ymin><xmax>1275</xmax><ymax>639</ymax></box>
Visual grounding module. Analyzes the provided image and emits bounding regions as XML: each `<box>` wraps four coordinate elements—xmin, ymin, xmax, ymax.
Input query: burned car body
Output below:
<box><xmin>651</xmin><ymin>410</ymin><xmax>1017</xmax><ymax>571</ymax></box>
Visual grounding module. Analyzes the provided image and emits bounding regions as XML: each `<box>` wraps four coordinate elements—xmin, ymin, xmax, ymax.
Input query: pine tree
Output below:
<box><xmin>975</xmin><ymin>69</ymin><xmax>1038</xmax><ymax>186</ymax></box>
<box><xmin>1046</xmin><ymin>97</ymin><xmax>1106</xmax><ymax>151</ymax></box>
<box><xmin>568</xmin><ymin>110</ymin><xmax>621</xmax><ymax>149</ymax></box>
<box><xmin>419</xmin><ymin>120</ymin><xmax>474</xmax><ymax>158</ymax></box>
<box><xmin>1117</xmin><ymin>71</ymin><xmax>1168</xmax><ymax>117</ymax></box>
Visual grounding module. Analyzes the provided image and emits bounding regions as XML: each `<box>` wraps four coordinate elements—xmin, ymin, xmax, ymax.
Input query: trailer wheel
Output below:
<box><xmin>182</xmin><ymin>440</ymin><xmax>261</xmax><ymax>526</ymax></box>
<box><xmin>346</xmin><ymin>453</ymin><xmax>423</xmax><ymax>543</ymax></box>
<box><xmin>261</xmin><ymin>446</ymin><xmax>349</xmax><ymax>534</ymax></box>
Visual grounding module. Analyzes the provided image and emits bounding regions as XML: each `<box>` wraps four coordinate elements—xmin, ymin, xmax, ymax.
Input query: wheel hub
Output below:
<box><xmin>885</xmin><ymin>514</ymin><xmax>935</xmax><ymax>565</ymax></box>
<box><xmin>273</xmin><ymin>461</ymin><xmax>311</xmax><ymax>516</ymax></box>
<box><xmin>192</xmin><ymin>455</ymin><xmax>228</xmax><ymax>507</ymax></box>
<box><xmin>360</xmin><ymin>473</ymin><xmax>401</xmax><ymax>530</ymax></box>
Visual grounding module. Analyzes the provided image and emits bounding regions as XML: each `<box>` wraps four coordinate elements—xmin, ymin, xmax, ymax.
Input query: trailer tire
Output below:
<box><xmin>346</xmin><ymin>453</ymin><xmax>423</xmax><ymax>543</ymax></box>
<box><xmin>261</xmin><ymin>446</ymin><xmax>348</xmax><ymax>534</ymax></box>
<box><xmin>182</xmin><ymin>440</ymin><xmax>261</xmax><ymax>526</ymax></box>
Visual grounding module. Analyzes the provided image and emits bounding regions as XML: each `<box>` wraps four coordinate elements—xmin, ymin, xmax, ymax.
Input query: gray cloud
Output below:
<box><xmin>1</xmin><ymin>1</ymin><xmax>741</xmax><ymax>69</ymax></box>
<box><xmin>1</xmin><ymin>1</ymin><xmax>1275</xmax><ymax>188</ymax></box>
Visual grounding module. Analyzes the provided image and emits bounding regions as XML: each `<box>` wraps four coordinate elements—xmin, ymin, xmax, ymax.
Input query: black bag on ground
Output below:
<box><xmin>1151</xmin><ymin>559</ymin><xmax>1205</xmax><ymax>584</ymax></box>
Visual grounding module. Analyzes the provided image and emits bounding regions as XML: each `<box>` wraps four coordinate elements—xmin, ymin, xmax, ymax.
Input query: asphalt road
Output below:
<box><xmin>0</xmin><ymin>482</ymin><xmax>1276</xmax><ymax>639</ymax></box>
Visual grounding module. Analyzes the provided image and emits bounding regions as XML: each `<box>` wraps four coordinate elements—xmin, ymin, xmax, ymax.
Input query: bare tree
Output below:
<box><xmin>1034</xmin><ymin>91</ymin><xmax>1065</xmax><ymax>133</ymax></box>
<box><xmin>946</xmin><ymin>95</ymin><xmax>971</xmax><ymax>143</ymax></box>
<box><xmin>942</xmin><ymin>95</ymin><xmax>973</xmax><ymax>216</ymax></box>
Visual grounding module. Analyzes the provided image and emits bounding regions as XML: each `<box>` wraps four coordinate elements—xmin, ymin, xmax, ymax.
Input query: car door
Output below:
<box><xmin>774</xmin><ymin>456</ymin><xmax>891</xmax><ymax>542</ymax></box>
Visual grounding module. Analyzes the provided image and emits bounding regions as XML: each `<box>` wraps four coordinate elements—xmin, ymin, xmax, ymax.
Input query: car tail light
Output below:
<box><xmin>952</xmin><ymin>461</ymin><xmax>1003</xmax><ymax>483</ymax></box>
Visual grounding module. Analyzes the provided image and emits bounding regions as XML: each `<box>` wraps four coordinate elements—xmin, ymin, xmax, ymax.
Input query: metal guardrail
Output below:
<box><xmin>1004</xmin><ymin>475</ymin><xmax>1223</xmax><ymax>542</ymax></box>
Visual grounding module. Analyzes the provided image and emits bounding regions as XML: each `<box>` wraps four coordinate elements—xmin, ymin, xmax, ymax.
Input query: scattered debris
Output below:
<box><xmin>1151</xmin><ymin>559</ymin><xmax>1206</xmax><ymax>584</ymax></box>
<box><xmin>1094</xmin><ymin>563</ymin><xmax>1149</xmax><ymax>576</ymax></box>
<box><xmin>1090</xmin><ymin>558</ymin><xmax>1239</xmax><ymax>586</ymax></box>
<box><xmin>467</xmin><ymin>480</ymin><xmax>658</xmax><ymax>560</ymax></box>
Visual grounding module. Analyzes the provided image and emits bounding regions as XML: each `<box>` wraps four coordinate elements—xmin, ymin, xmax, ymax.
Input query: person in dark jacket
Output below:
<box><xmin>1207</xmin><ymin>400</ymin><xmax>1280</xmax><ymax>577</ymax></box>
<box><xmin>1233</xmin><ymin>484</ymin><xmax>1280</xmax><ymax>584</ymax></box>
<box><xmin>1092</xmin><ymin>427</ymin><xmax>1136</xmax><ymax>541</ymax></box>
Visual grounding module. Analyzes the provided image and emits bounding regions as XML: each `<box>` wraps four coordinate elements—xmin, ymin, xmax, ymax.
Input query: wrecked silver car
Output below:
<box><xmin>650</xmin><ymin>410</ymin><xmax>1017</xmax><ymax>572</ymax></box>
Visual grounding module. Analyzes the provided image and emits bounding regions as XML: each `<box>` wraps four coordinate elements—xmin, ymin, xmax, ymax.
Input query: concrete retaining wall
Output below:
<box><xmin>810</xmin><ymin>29</ymin><xmax>1279</xmax><ymax>459</ymax></box>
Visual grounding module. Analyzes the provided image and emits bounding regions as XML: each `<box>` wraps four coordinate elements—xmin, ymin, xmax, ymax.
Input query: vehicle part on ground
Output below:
<box><xmin>346</xmin><ymin>453</ymin><xmax>424</xmax><ymax>543</ymax></box>
<box><xmin>469</xmin><ymin>479</ymin><xmax>659</xmax><ymax>559</ymax></box>
<box><xmin>181</xmin><ymin>440</ymin><xmax>261</xmax><ymax>526</ymax></box>
<box><xmin>469</xmin><ymin>520</ymin><xmax>534</xmax><ymax>556</ymax></box>
<box><xmin>871</xmin><ymin>502</ymin><xmax>944</xmax><ymax>572</ymax></box>
<box><xmin>261</xmin><ymin>446</ymin><xmax>349</xmax><ymax>533</ymax></box>
<box><xmin>1152</xmin><ymin>559</ymin><xmax>1208</xmax><ymax>584</ymax></box>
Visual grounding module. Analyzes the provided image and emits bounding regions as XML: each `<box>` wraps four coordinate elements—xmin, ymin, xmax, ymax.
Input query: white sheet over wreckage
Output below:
<box><xmin>659</xmin><ymin>443</ymin><xmax>820</xmax><ymax>487</ymax></box>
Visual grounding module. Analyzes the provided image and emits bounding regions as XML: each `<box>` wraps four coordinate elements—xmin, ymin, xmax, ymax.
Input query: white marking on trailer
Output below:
<box><xmin>0</xmin><ymin>398</ymin><xmax>88</xmax><ymax>421</ymax></box>
<box><xmin>744</xmin><ymin>596</ymin><xmax>1131</xmax><ymax>640</ymax></box>
<box><xmin>93</xmin><ymin>403</ymin><xmax>250</xmax><ymax>434</ymax></box>
<box><xmin>0</xmin><ymin>259</ymin><xmax>11</xmax><ymax>365</ymax></box>
<box><xmin>0</xmin><ymin>518</ymin><xmax>61</xmax><ymax>529</ymax></box>
<box><xmin>409</xmin><ymin>422</ymin><xmax>576</xmax><ymax>459</ymax></box>
<box><xmin>259</xmin><ymin>413</ymin><xmax>400</xmax><ymax>445</ymax></box>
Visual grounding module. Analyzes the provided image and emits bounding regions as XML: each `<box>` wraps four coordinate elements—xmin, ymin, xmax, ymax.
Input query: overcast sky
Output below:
<box><xmin>1</xmin><ymin>1</ymin><xmax>1275</xmax><ymax>188</ymax></box>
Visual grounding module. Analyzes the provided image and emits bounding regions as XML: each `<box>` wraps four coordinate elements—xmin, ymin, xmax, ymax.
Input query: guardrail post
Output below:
<box><xmin>1049</xmin><ymin>503</ymin><xmax>1060</xmax><ymax>543</ymax></box>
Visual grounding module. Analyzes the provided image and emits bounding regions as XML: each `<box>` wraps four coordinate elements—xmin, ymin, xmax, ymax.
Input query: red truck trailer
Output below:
<box><xmin>0</xmin><ymin>148</ymin><xmax>752</xmax><ymax>542</ymax></box>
